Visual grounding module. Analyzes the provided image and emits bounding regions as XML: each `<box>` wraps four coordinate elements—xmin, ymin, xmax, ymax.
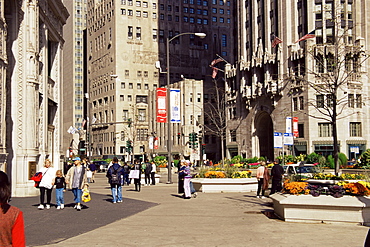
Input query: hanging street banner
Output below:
<box><xmin>293</xmin><ymin>117</ymin><xmax>299</xmax><ymax>137</ymax></box>
<box><xmin>274</xmin><ymin>132</ymin><xmax>283</xmax><ymax>148</ymax></box>
<box><xmin>284</xmin><ymin>133</ymin><xmax>294</xmax><ymax>146</ymax></box>
<box><xmin>286</xmin><ymin>117</ymin><xmax>292</xmax><ymax>133</ymax></box>
<box><xmin>170</xmin><ymin>88</ymin><xmax>181</xmax><ymax>123</ymax></box>
<box><xmin>156</xmin><ymin>88</ymin><xmax>167</xmax><ymax>123</ymax></box>
<box><xmin>148</xmin><ymin>136</ymin><xmax>154</xmax><ymax>149</ymax></box>
<box><xmin>154</xmin><ymin>137</ymin><xmax>159</xmax><ymax>149</ymax></box>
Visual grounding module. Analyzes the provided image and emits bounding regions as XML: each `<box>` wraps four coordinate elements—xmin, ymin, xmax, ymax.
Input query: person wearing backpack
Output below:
<box><xmin>144</xmin><ymin>159</ymin><xmax>152</xmax><ymax>186</ymax></box>
<box><xmin>107</xmin><ymin>157</ymin><xmax>124</xmax><ymax>203</ymax></box>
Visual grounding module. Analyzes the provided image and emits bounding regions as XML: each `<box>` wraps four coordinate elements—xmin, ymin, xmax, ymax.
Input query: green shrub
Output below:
<box><xmin>360</xmin><ymin>149</ymin><xmax>370</xmax><ymax>168</ymax></box>
<box><xmin>327</xmin><ymin>155</ymin><xmax>335</xmax><ymax>169</ymax></box>
<box><xmin>231</xmin><ymin>155</ymin><xmax>243</xmax><ymax>164</ymax></box>
<box><xmin>306</xmin><ymin>152</ymin><xmax>321</xmax><ymax>164</ymax></box>
<box><xmin>245</xmin><ymin>157</ymin><xmax>259</xmax><ymax>163</ymax></box>
<box><xmin>338</xmin><ymin>153</ymin><xmax>348</xmax><ymax>167</ymax></box>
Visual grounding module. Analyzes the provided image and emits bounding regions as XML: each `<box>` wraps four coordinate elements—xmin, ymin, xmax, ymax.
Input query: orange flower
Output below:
<box><xmin>283</xmin><ymin>181</ymin><xmax>309</xmax><ymax>195</ymax></box>
<box><xmin>343</xmin><ymin>182</ymin><xmax>370</xmax><ymax>196</ymax></box>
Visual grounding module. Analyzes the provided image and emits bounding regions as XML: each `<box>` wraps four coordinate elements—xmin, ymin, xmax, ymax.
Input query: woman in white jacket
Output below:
<box><xmin>38</xmin><ymin>159</ymin><xmax>56</xmax><ymax>209</ymax></box>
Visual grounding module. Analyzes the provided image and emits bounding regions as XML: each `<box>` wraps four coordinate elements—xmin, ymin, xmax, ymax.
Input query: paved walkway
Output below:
<box><xmin>11</xmin><ymin>172</ymin><xmax>369</xmax><ymax>247</ymax></box>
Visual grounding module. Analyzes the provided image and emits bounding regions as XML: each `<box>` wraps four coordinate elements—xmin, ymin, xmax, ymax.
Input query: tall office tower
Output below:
<box><xmin>226</xmin><ymin>0</ymin><xmax>370</xmax><ymax>161</ymax></box>
<box><xmin>63</xmin><ymin>0</ymin><xmax>88</xmax><ymax>159</ymax></box>
<box><xmin>87</xmin><ymin>0</ymin><xmax>234</xmax><ymax>162</ymax></box>
<box><xmin>1</xmin><ymin>0</ymin><xmax>68</xmax><ymax>196</ymax></box>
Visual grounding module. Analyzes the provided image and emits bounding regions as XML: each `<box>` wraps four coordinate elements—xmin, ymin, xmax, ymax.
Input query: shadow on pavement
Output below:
<box><xmin>10</xmin><ymin>191</ymin><xmax>158</xmax><ymax>247</ymax></box>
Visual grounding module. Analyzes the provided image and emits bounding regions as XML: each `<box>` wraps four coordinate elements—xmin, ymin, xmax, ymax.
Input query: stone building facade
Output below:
<box><xmin>86</xmin><ymin>0</ymin><xmax>234</xmax><ymax>162</ymax></box>
<box><xmin>225</xmin><ymin>0</ymin><xmax>370</xmax><ymax>161</ymax></box>
<box><xmin>1</xmin><ymin>0</ymin><xmax>68</xmax><ymax>196</ymax></box>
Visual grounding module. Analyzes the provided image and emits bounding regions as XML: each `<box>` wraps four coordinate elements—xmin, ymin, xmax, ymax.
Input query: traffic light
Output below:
<box><xmin>188</xmin><ymin>133</ymin><xmax>193</xmax><ymax>148</ymax></box>
<box><xmin>126</xmin><ymin>140</ymin><xmax>132</xmax><ymax>153</ymax></box>
<box><xmin>193</xmin><ymin>133</ymin><xmax>198</xmax><ymax>148</ymax></box>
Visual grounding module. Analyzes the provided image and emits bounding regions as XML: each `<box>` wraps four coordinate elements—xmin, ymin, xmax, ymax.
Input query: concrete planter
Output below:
<box><xmin>191</xmin><ymin>178</ymin><xmax>258</xmax><ymax>193</ymax></box>
<box><xmin>270</xmin><ymin>193</ymin><xmax>370</xmax><ymax>225</ymax></box>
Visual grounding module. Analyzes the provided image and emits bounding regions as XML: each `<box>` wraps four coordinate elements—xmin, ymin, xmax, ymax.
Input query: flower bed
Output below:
<box><xmin>283</xmin><ymin>180</ymin><xmax>370</xmax><ymax>198</ymax></box>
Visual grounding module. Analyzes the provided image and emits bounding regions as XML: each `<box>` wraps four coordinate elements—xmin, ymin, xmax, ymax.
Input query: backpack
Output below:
<box><xmin>110</xmin><ymin>166</ymin><xmax>122</xmax><ymax>185</ymax></box>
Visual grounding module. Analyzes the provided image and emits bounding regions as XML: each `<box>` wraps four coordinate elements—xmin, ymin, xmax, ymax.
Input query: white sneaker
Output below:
<box><xmin>117</xmin><ymin>200</ymin><xmax>122</xmax><ymax>203</ymax></box>
<box><xmin>261</xmin><ymin>196</ymin><xmax>266</xmax><ymax>199</ymax></box>
<box><xmin>38</xmin><ymin>204</ymin><xmax>44</xmax><ymax>210</ymax></box>
<box><xmin>56</xmin><ymin>206</ymin><xmax>61</xmax><ymax>209</ymax></box>
<box><xmin>46</xmin><ymin>204</ymin><xmax>50</xmax><ymax>209</ymax></box>
<box><xmin>76</xmin><ymin>205</ymin><xmax>81</xmax><ymax>211</ymax></box>
<box><xmin>60</xmin><ymin>204</ymin><xmax>64</xmax><ymax>209</ymax></box>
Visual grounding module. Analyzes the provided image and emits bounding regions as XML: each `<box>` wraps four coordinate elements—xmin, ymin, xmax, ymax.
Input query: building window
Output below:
<box><xmin>138</xmin><ymin>109</ymin><xmax>146</xmax><ymax>122</ymax></box>
<box><xmin>152</xmin><ymin>12</ymin><xmax>157</xmax><ymax>18</ymax></box>
<box><xmin>350</xmin><ymin>122</ymin><xmax>362</xmax><ymax>137</ymax></box>
<box><xmin>203</xmin><ymin>0</ymin><xmax>208</xmax><ymax>6</ymax></box>
<box><xmin>137</xmin><ymin>83</ymin><xmax>141</xmax><ymax>89</ymax></box>
<box><xmin>128</xmin><ymin>9</ymin><xmax>133</xmax><ymax>16</ymax></box>
<box><xmin>348</xmin><ymin>94</ymin><xmax>355</xmax><ymax>108</ymax></box>
<box><xmin>121</xmin><ymin>9</ymin><xmax>126</xmax><ymax>15</ymax></box>
<box><xmin>316</xmin><ymin>95</ymin><xmax>324</xmax><ymax>108</ymax></box>
<box><xmin>144</xmin><ymin>71</ymin><xmax>148</xmax><ymax>77</ymax></box>
<box><xmin>121</xmin><ymin>82</ymin><xmax>125</xmax><ymax>89</ymax></box>
<box><xmin>212</xmin><ymin>8</ymin><xmax>217</xmax><ymax>14</ymax></box>
<box><xmin>220</xmin><ymin>8</ymin><xmax>224</xmax><ymax>14</ymax></box>
<box><xmin>143</xmin><ymin>11</ymin><xmax>148</xmax><ymax>17</ymax></box>
<box><xmin>230</xmin><ymin>129</ymin><xmax>236</xmax><ymax>142</ymax></box>
<box><xmin>128</xmin><ymin>0</ymin><xmax>133</xmax><ymax>5</ymax></box>
<box><xmin>129</xmin><ymin>83</ymin><xmax>133</xmax><ymax>89</ymax></box>
<box><xmin>123</xmin><ymin>110</ymin><xmax>128</xmax><ymax>121</ymax></box>
<box><xmin>318</xmin><ymin>123</ymin><xmax>332</xmax><ymax>137</ymax></box>
<box><xmin>143</xmin><ymin>1</ymin><xmax>148</xmax><ymax>7</ymax></box>
<box><xmin>136</xmin><ymin>1</ymin><xmax>141</xmax><ymax>7</ymax></box>
<box><xmin>138</xmin><ymin>129</ymin><xmax>148</xmax><ymax>141</ymax></box>
<box><xmin>125</xmin><ymin>70</ymin><xmax>130</xmax><ymax>77</ymax></box>
<box><xmin>220</xmin><ymin>17</ymin><xmax>224</xmax><ymax>23</ymax></box>
<box><xmin>212</xmin><ymin>16</ymin><xmax>217</xmax><ymax>22</ymax></box>
<box><xmin>293</xmin><ymin>97</ymin><xmax>298</xmax><ymax>111</ymax></box>
<box><xmin>136</xmin><ymin>10</ymin><xmax>141</xmax><ymax>17</ymax></box>
<box><xmin>356</xmin><ymin>94</ymin><xmax>362</xmax><ymax>108</ymax></box>
<box><xmin>152</xmin><ymin>29</ymin><xmax>157</xmax><ymax>40</ymax></box>
<box><xmin>144</xmin><ymin>84</ymin><xmax>149</xmax><ymax>89</ymax></box>
<box><xmin>203</xmin><ymin>19</ymin><xmax>208</xmax><ymax>25</ymax></box>
<box><xmin>128</xmin><ymin>95</ymin><xmax>132</xmax><ymax>101</ymax></box>
<box><xmin>152</xmin><ymin>3</ymin><xmax>156</xmax><ymax>9</ymax></box>
<box><xmin>128</xmin><ymin>26</ymin><xmax>133</xmax><ymax>39</ymax></box>
<box><xmin>299</xmin><ymin>96</ymin><xmax>304</xmax><ymax>110</ymax></box>
<box><xmin>120</xmin><ymin>95</ymin><xmax>124</xmax><ymax>101</ymax></box>
<box><xmin>298</xmin><ymin>123</ymin><xmax>304</xmax><ymax>138</ymax></box>
<box><xmin>136</xmin><ymin>27</ymin><xmax>141</xmax><ymax>39</ymax></box>
<box><xmin>137</xmin><ymin>71</ymin><xmax>142</xmax><ymax>77</ymax></box>
<box><xmin>136</xmin><ymin>95</ymin><xmax>148</xmax><ymax>103</ymax></box>
<box><xmin>221</xmin><ymin>34</ymin><xmax>227</xmax><ymax>47</ymax></box>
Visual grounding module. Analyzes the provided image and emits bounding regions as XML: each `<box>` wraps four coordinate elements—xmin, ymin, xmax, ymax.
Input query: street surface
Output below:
<box><xmin>11</xmin><ymin>172</ymin><xmax>369</xmax><ymax>247</ymax></box>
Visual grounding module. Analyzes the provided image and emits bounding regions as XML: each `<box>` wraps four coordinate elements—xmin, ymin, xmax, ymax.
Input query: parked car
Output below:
<box><xmin>93</xmin><ymin>160</ymin><xmax>108</xmax><ymax>172</ymax></box>
<box><xmin>284</xmin><ymin>163</ymin><xmax>319</xmax><ymax>179</ymax></box>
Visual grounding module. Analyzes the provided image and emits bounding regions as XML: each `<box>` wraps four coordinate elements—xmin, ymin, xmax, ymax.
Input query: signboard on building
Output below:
<box><xmin>286</xmin><ymin>117</ymin><xmax>292</xmax><ymax>133</ymax></box>
<box><xmin>156</xmin><ymin>88</ymin><xmax>167</xmax><ymax>123</ymax></box>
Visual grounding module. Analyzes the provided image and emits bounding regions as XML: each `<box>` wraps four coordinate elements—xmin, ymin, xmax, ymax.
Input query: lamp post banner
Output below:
<box><xmin>156</xmin><ymin>88</ymin><xmax>167</xmax><ymax>123</ymax></box>
<box><xmin>170</xmin><ymin>89</ymin><xmax>181</xmax><ymax>123</ymax></box>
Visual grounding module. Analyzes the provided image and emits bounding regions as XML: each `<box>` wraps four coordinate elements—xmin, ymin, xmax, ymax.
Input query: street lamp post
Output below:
<box><xmin>166</xmin><ymin>32</ymin><xmax>206</xmax><ymax>183</ymax></box>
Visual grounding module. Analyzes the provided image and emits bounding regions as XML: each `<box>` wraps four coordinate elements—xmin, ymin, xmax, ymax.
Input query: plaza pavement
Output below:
<box><xmin>11</xmin><ymin>172</ymin><xmax>369</xmax><ymax>247</ymax></box>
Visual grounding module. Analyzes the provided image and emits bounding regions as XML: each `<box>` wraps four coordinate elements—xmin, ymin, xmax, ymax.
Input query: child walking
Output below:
<box><xmin>86</xmin><ymin>168</ymin><xmax>93</xmax><ymax>183</ymax></box>
<box><xmin>54</xmin><ymin>170</ymin><xmax>66</xmax><ymax>209</ymax></box>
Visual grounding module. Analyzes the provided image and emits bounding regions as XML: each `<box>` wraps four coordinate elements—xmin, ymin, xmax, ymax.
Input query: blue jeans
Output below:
<box><xmin>111</xmin><ymin>184</ymin><xmax>122</xmax><ymax>202</ymax></box>
<box><xmin>72</xmin><ymin>188</ymin><xmax>82</xmax><ymax>203</ymax></box>
<box><xmin>123</xmin><ymin>173</ymin><xmax>130</xmax><ymax>185</ymax></box>
<box><xmin>55</xmin><ymin>188</ymin><xmax>64</xmax><ymax>206</ymax></box>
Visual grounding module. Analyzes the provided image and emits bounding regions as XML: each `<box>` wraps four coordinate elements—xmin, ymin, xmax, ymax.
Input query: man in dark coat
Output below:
<box><xmin>270</xmin><ymin>160</ymin><xmax>285</xmax><ymax>195</ymax></box>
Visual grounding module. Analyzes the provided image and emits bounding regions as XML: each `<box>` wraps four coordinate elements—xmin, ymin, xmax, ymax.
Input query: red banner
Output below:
<box><xmin>156</xmin><ymin>88</ymin><xmax>167</xmax><ymax>123</ymax></box>
<box><xmin>154</xmin><ymin>137</ymin><xmax>158</xmax><ymax>149</ymax></box>
<box><xmin>293</xmin><ymin>117</ymin><xmax>299</xmax><ymax>137</ymax></box>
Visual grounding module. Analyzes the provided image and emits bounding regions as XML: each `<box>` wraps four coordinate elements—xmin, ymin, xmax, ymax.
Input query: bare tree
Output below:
<box><xmin>289</xmin><ymin>12</ymin><xmax>369</xmax><ymax>175</ymax></box>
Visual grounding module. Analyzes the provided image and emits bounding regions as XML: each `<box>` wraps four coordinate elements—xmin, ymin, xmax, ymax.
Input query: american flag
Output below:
<box><xmin>272</xmin><ymin>36</ymin><xmax>283</xmax><ymax>48</ymax></box>
<box><xmin>295</xmin><ymin>30</ymin><xmax>316</xmax><ymax>43</ymax></box>
<box><xmin>210</xmin><ymin>58</ymin><xmax>223</xmax><ymax>78</ymax></box>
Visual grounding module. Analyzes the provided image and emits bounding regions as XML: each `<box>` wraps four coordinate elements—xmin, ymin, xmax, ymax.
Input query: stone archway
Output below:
<box><xmin>255</xmin><ymin>111</ymin><xmax>274</xmax><ymax>161</ymax></box>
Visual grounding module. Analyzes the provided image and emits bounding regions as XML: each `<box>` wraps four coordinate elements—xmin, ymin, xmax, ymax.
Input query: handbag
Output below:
<box><xmin>82</xmin><ymin>188</ymin><xmax>91</xmax><ymax>203</ymax></box>
<box><xmin>31</xmin><ymin>172</ymin><xmax>43</xmax><ymax>188</ymax></box>
<box><xmin>129</xmin><ymin>170</ymin><xmax>140</xmax><ymax>179</ymax></box>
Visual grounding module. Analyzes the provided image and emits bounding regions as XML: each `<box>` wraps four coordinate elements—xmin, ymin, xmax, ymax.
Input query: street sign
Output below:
<box><xmin>274</xmin><ymin>132</ymin><xmax>283</xmax><ymax>148</ymax></box>
<box><xmin>284</xmin><ymin>133</ymin><xmax>293</xmax><ymax>146</ymax></box>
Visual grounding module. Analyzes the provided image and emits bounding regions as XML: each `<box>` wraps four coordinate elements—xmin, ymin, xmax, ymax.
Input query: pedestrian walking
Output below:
<box><xmin>270</xmin><ymin>160</ymin><xmax>285</xmax><ymax>195</ymax></box>
<box><xmin>88</xmin><ymin>160</ymin><xmax>97</xmax><ymax>183</ymax></box>
<box><xmin>178</xmin><ymin>161</ymin><xmax>186</xmax><ymax>194</ymax></box>
<box><xmin>0</xmin><ymin>171</ymin><xmax>26</xmax><ymax>247</ymax></box>
<box><xmin>54</xmin><ymin>170</ymin><xmax>66</xmax><ymax>209</ymax></box>
<box><xmin>106</xmin><ymin>157</ymin><xmax>124</xmax><ymax>203</ymax></box>
<box><xmin>122</xmin><ymin>162</ymin><xmax>131</xmax><ymax>185</ymax></box>
<box><xmin>256</xmin><ymin>161</ymin><xmax>270</xmax><ymax>199</ymax></box>
<box><xmin>151</xmin><ymin>161</ymin><xmax>156</xmax><ymax>185</ymax></box>
<box><xmin>183</xmin><ymin>161</ymin><xmax>192</xmax><ymax>199</ymax></box>
<box><xmin>37</xmin><ymin>159</ymin><xmax>56</xmax><ymax>210</ymax></box>
<box><xmin>133</xmin><ymin>160</ymin><xmax>142</xmax><ymax>192</ymax></box>
<box><xmin>144</xmin><ymin>159</ymin><xmax>152</xmax><ymax>186</ymax></box>
<box><xmin>65</xmin><ymin>157</ymin><xmax>88</xmax><ymax>211</ymax></box>
<box><xmin>86</xmin><ymin>168</ymin><xmax>93</xmax><ymax>183</ymax></box>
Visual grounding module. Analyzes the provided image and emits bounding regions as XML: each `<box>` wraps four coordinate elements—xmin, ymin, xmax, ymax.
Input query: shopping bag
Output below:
<box><xmin>31</xmin><ymin>172</ymin><xmax>43</xmax><ymax>188</ymax></box>
<box><xmin>82</xmin><ymin>188</ymin><xmax>91</xmax><ymax>202</ymax></box>
<box><xmin>129</xmin><ymin>170</ymin><xmax>140</xmax><ymax>179</ymax></box>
